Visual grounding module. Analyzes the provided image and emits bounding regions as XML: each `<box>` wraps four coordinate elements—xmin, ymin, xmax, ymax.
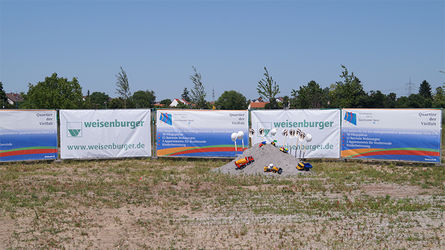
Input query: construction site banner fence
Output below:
<box><xmin>250</xmin><ymin>110</ymin><xmax>341</xmax><ymax>159</ymax></box>
<box><xmin>0</xmin><ymin>110</ymin><xmax>58</xmax><ymax>162</ymax></box>
<box><xmin>156</xmin><ymin>110</ymin><xmax>248</xmax><ymax>157</ymax></box>
<box><xmin>341</xmin><ymin>109</ymin><xmax>441</xmax><ymax>163</ymax></box>
<box><xmin>60</xmin><ymin>109</ymin><xmax>151</xmax><ymax>159</ymax></box>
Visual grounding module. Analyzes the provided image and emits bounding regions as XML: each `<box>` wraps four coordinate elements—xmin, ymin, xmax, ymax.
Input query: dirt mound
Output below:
<box><xmin>213</xmin><ymin>143</ymin><xmax>313</xmax><ymax>176</ymax></box>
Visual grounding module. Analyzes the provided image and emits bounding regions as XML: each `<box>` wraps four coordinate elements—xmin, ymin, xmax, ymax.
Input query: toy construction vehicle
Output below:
<box><xmin>259</xmin><ymin>141</ymin><xmax>267</xmax><ymax>148</ymax></box>
<box><xmin>235</xmin><ymin>156</ymin><xmax>254</xmax><ymax>169</ymax></box>
<box><xmin>297</xmin><ymin>161</ymin><xmax>313</xmax><ymax>171</ymax></box>
<box><xmin>279</xmin><ymin>147</ymin><xmax>289</xmax><ymax>153</ymax></box>
<box><xmin>264</xmin><ymin>163</ymin><xmax>283</xmax><ymax>174</ymax></box>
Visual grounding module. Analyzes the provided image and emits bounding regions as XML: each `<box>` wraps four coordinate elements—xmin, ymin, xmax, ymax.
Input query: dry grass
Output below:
<box><xmin>0</xmin><ymin>158</ymin><xmax>444</xmax><ymax>249</ymax></box>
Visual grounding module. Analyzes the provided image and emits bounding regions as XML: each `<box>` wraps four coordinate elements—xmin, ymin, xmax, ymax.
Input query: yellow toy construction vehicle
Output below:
<box><xmin>264</xmin><ymin>163</ymin><xmax>283</xmax><ymax>174</ymax></box>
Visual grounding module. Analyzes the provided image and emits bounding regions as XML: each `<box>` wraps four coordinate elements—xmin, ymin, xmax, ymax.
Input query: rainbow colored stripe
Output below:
<box><xmin>0</xmin><ymin>146</ymin><xmax>58</xmax><ymax>158</ymax></box>
<box><xmin>157</xmin><ymin>145</ymin><xmax>246</xmax><ymax>157</ymax></box>
<box><xmin>341</xmin><ymin>147</ymin><xmax>439</xmax><ymax>158</ymax></box>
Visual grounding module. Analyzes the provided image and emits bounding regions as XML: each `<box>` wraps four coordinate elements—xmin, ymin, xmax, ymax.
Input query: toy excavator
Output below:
<box><xmin>235</xmin><ymin>156</ymin><xmax>254</xmax><ymax>169</ymax></box>
<box><xmin>264</xmin><ymin>163</ymin><xmax>283</xmax><ymax>174</ymax></box>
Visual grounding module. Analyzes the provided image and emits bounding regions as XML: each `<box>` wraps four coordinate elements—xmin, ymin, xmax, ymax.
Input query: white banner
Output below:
<box><xmin>0</xmin><ymin>110</ymin><xmax>58</xmax><ymax>162</ymax></box>
<box><xmin>156</xmin><ymin>110</ymin><xmax>248</xmax><ymax>157</ymax></box>
<box><xmin>60</xmin><ymin>109</ymin><xmax>151</xmax><ymax>159</ymax></box>
<box><xmin>342</xmin><ymin>109</ymin><xmax>441</xmax><ymax>162</ymax></box>
<box><xmin>251</xmin><ymin>109</ymin><xmax>341</xmax><ymax>158</ymax></box>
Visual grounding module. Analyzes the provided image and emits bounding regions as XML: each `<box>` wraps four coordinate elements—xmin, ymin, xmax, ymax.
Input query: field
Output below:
<box><xmin>0</xmin><ymin>158</ymin><xmax>444</xmax><ymax>249</ymax></box>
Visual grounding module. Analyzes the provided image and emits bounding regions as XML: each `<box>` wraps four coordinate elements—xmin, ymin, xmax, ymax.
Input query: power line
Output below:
<box><xmin>406</xmin><ymin>77</ymin><xmax>415</xmax><ymax>96</ymax></box>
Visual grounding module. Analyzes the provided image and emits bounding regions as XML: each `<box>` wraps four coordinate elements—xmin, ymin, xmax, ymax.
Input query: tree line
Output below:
<box><xmin>1</xmin><ymin>65</ymin><xmax>444</xmax><ymax>110</ymax></box>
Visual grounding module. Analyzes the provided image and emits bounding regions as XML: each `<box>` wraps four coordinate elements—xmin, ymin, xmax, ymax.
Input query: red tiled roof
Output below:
<box><xmin>249</xmin><ymin>102</ymin><xmax>269</xmax><ymax>109</ymax></box>
<box><xmin>6</xmin><ymin>93</ymin><xmax>23</xmax><ymax>103</ymax></box>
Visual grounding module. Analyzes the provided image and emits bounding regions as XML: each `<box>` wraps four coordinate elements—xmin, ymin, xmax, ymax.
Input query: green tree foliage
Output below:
<box><xmin>181</xmin><ymin>88</ymin><xmax>191</xmax><ymax>102</ymax></box>
<box><xmin>87</xmin><ymin>92</ymin><xmax>110</xmax><ymax>109</ymax></box>
<box><xmin>396</xmin><ymin>94</ymin><xmax>429</xmax><ymax>108</ymax></box>
<box><xmin>257</xmin><ymin>67</ymin><xmax>280</xmax><ymax>107</ymax></box>
<box><xmin>290</xmin><ymin>80</ymin><xmax>327</xmax><ymax>108</ymax></box>
<box><xmin>189</xmin><ymin>66</ymin><xmax>207</xmax><ymax>109</ymax></box>
<box><xmin>215</xmin><ymin>90</ymin><xmax>248</xmax><ymax>110</ymax></box>
<box><xmin>419</xmin><ymin>80</ymin><xmax>432</xmax><ymax>99</ymax></box>
<box><xmin>109</xmin><ymin>98</ymin><xmax>124</xmax><ymax>109</ymax></box>
<box><xmin>115</xmin><ymin>66</ymin><xmax>131</xmax><ymax>108</ymax></box>
<box><xmin>384</xmin><ymin>93</ymin><xmax>397</xmax><ymax>108</ymax></box>
<box><xmin>264</xmin><ymin>98</ymin><xmax>279</xmax><ymax>109</ymax></box>
<box><xmin>0</xmin><ymin>82</ymin><xmax>7</xmax><ymax>109</ymax></box>
<box><xmin>22</xmin><ymin>73</ymin><xmax>83</xmax><ymax>109</ymax></box>
<box><xmin>281</xmin><ymin>96</ymin><xmax>289</xmax><ymax>109</ymax></box>
<box><xmin>366</xmin><ymin>90</ymin><xmax>386</xmax><ymax>108</ymax></box>
<box><xmin>329</xmin><ymin>65</ymin><xmax>367</xmax><ymax>108</ymax></box>
<box><xmin>433</xmin><ymin>87</ymin><xmax>445</xmax><ymax>108</ymax></box>
<box><xmin>132</xmin><ymin>90</ymin><xmax>156</xmax><ymax>108</ymax></box>
<box><xmin>160</xmin><ymin>99</ymin><xmax>172</xmax><ymax>107</ymax></box>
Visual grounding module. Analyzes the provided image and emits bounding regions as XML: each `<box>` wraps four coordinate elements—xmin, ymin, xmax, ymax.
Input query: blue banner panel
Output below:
<box><xmin>341</xmin><ymin>109</ymin><xmax>441</xmax><ymax>163</ymax></box>
<box><xmin>0</xmin><ymin>111</ymin><xmax>58</xmax><ymax>162</ymax></box>
<box><xmin>156</xmin><ymin>110</ymin><xmax>249</xmax><ymax>157</ymax></box>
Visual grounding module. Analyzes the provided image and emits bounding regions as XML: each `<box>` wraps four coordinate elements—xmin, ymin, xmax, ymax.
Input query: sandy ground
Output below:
<box><xmin>213</xmin><ymin>143</ymin><xmax>313</xmax><ymax>176</ymax></box>
<box><xmin>0</xmin><ymin>157</ymin><xmax>443</xmax><ymax>249</ymax></box>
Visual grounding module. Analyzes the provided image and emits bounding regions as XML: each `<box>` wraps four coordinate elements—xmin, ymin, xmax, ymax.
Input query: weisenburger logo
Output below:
<box><xmin>67</xmin><ymin>122</ymin><xmax>82</xmax><ymax>137</ymax></box>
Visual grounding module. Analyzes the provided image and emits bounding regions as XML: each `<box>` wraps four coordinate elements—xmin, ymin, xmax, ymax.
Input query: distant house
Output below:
<box><xmin>248</xmin><ymin>101</ymin><xmax>269</xmax><ymax>110</ymax></box>
<box><xmin>6</xmin><ymin>93</ymin><xmax>23</xmax><ymax>106</ymax></box>
<box><xmin>169</xmin><ymin>98</ymin><xmax>191</xmax><ymax>107</ymax></box>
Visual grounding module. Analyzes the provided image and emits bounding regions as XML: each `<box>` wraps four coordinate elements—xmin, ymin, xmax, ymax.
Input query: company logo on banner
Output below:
<box><xmin>344</xmin><ymin>111</ymin><xmax>357</xmax><ymax>125</ymax></box>
<box><xmin>67</xmin><ymin>122</ymin><xmax>82</xmax><ymax>137</ymax></box>
<box><xmin>60</xmin><ymin>110</ymin><xmax>151</xmax><ymax>159</ymax></box>
<box><xmin>160</xmin><ymin>113</ymin><xmax>172</xmax><ymax>125</ymax></box>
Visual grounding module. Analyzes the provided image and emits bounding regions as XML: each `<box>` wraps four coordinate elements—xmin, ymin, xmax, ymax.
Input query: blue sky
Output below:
<box><xmin>1</xmin><ymin>0</ymin><xmax>444</xmax><ymax>101</ymax></box>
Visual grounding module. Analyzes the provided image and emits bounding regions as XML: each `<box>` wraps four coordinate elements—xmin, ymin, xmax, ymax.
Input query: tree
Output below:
<box><xmin>366</xmin><ymin>90</ymin><xmax>386</xmax><ymax>108</ymax></box>
<box><xmin>0</xmin><ymin>82</ymin><xmax>7</xmax><ymax>108</ymax></box>
<box><xmin>384</xmin><ymin>92</ymin><xmax>397</xmax><ymax>108</ymax></box>
<box><xmin>281</xmin><ymin>96</ymin><xmax>289</xmax><ymax>109</ymax></box>
<box><xmin>215</xmin><ymin>90</ymin><xmax>248</xmax><ymax>110</ymax></box>
<box><xmin>257</xmin><ymin>67</ymin><xmax>280</xmax><ymax>107</ymax></box>
<box><xmin>88</xmin><ymin>92</ymin><xmax>110</xmax><ymax>109</ymax></box>
<box><xmin>181</xmin><ymin>88</ymin><xmax>191</xmax><ymax>102</ymax></box>
<box><xmin>396</xmin><ymin>94</ymin><xmax>429</xmax><ymax>108</ymax></box>
<box><xmin>419</xmin><ymin>80</ymin><xmax>432</xmax><ymax>99</ymax></box>
<box><xmin>109</xmin><ymin>98</ymin><xmax>124</xmax><ymax>109</ymax></box>
<box><xmin>132</xmin><ymin>90</ymin><xmax>156</xmax><ymax>108</ymax></box>
<box><xmin>160</xmin><ymin>99</ymin><xmax>172</xmax><ymax>107</ymax></box>
<box><xmin>433</xmin><ymin>87</ymin><xmax>445</xmax><ymax>108</ymax></box>
<box><xmin>189</xmin><ymin>66</ymin><xmax>207</xmax><ymax>108</ymax></box>
<box><xmin>22</xmin><ymin>73</ymin><xmax>83</xmax><ymax>109</ymax></box>
<box><xmin>290</xmin><ymin>80</ymin><xmax>327</xmax><ymax>108</ymax></box>
<box><xmin>115</xmin><ymin>66</ymin><xmax>131</xmax><ymax>108</ymax></box>
<box><xmin>329</xmin><ymin>65</ymin><xmax>366</xmax><ymax>108</ymax></box>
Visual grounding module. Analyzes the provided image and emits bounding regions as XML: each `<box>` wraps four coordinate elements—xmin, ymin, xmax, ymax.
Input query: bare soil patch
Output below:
<box><xmin>0</xmin><ymin>158</ymin><xmax>443</xmax><ymax>249</ymax></box>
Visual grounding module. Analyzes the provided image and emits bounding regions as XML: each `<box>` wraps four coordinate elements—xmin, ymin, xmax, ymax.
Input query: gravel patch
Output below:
<box><xmin>212</xmin><ymin>143</ymin><xmax>313</xmax><ymax>176</ymax></box>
